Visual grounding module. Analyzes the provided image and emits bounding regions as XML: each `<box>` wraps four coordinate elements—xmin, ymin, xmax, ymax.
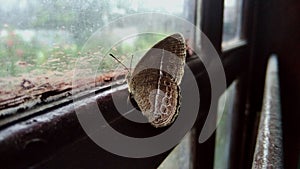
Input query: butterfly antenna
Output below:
<box><xmin>129</xmin><ymin>54</ymin><xmax>133</xmax><ymax>76</ymax></box>
<box><xmin>109</xmin><ymin>53</ymin><xmax>130</xmax><ymax>73</ymax></box>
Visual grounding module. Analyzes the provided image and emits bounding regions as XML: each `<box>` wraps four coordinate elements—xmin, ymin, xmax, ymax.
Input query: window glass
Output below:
<box><xmin>0</xmin><ymin>0</ymin><xmax>195</xmax><ymax>116</ymax></box>
<box><xmin>158</xmin><ymin>131</ymin><xmax>195</xmax><ymax>169</ymax></box>
<box><xmin>222</xmin><ymin>0</ymin><xmax>243</xmax><ymax>48</ymax></box>
<box><xmin>213</xmin><ymin>82</ymin><xmax>236</xmax><ymax>169</ymax></box>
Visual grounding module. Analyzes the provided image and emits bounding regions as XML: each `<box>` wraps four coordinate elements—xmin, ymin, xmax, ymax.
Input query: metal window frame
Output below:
<box><xmin>0</xmin><ymin>0</ymin><xmax>259</xmax><ymax>168</ymax></box>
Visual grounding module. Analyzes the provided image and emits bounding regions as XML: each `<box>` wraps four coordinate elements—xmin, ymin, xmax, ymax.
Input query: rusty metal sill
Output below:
<box><xmin>0</xmin><ymin>79</ymin><xmax>124</xmax><ymax>128</ymax></box>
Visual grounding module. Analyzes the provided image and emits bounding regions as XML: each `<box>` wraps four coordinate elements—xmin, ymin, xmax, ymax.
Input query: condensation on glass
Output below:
<box><xmin>222</xmin><ymin>0</ymin><xmax>243</xmax><ymax>48</ymax></box>
<box><xmin>0</xmin><ymin>0</ymin><xmax>195</xmax><ymax>116</ymax></box>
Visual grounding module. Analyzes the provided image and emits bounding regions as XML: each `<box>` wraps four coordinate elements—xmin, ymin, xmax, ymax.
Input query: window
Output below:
<box><xmin>158</xmin><ymin>131</ymin><xmax>196</xmax><ymax>169</ymax></box>
<box><xmin>214</xmin><ymin>82</ymin><xmax>236</xmax><ymax>169</ymax></box>
<box><xmin>0</xmin><ymin>0</ymin><xmax>195</xmax><ymax>124</ymax></box>
<box><xmin>0</xmin><ymin>0</ymin><xmax>260</xmax><ymax>168</ymax></box>
<box><xmin>222</xmin><ymin>0</ymin><xmax>243</xmax><ymax>48</ymax></box>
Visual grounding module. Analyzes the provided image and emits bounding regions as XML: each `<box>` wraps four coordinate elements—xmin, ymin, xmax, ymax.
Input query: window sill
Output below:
<box><xmin>0</xmin><ymin>83</ymin><xmax>174</xmax><ymax>169</ymax></box>
<box><xmin>0</xmin><ymin>51</ymin><xmax>248</xmax><ymax>168</ymax></box>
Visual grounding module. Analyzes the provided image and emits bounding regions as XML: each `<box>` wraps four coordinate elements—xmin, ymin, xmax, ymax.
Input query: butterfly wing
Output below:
<box><xmin>128</xmin><ymin>33</ymin><xmax>186</xmax><ymax>127</ymax></box>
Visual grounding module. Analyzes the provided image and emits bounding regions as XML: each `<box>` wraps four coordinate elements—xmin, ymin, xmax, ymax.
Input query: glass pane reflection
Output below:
<box><xmin>222</xmin><ymin>0</ymin><xmax>243</xmax><ymax>47</ymax></box>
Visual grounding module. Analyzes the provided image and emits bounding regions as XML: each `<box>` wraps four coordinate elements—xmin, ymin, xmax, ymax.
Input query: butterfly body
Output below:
<box><xmin>127</xmin><ymin>33</ymin><xmax>186</xmax><ymax>128</ymax></box>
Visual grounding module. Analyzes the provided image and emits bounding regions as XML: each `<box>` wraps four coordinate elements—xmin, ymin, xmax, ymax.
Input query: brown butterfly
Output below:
<box><xmin>110</xmin><ymin>33</ymin><xmax>186</xmax><ymax>127</ymax></box>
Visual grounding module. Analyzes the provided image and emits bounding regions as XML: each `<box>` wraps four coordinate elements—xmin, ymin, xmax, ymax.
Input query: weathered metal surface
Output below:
<box><xmin>252</xmin><ymin>55</ymin><xmax>283</xmax><ymax>169</ymax></box>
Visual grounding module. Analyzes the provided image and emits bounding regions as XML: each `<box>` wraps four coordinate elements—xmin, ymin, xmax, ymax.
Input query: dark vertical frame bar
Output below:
<box><xmin>226</xmin><ymin>0</ymin><xmax>258</xmax><ymax>168</ymax></box>
<box><xmin>248</xmin><ymin>0</ymin><xmax>300</xmax><ymax>168</ymax></box>
<box><xmin>241</xmin><ymin>0</ymin><xmax>271</xmax><ymax>168</ymax></box>
<box><xmin>208</xmin><ymin>0</ymin><xmax>258</xmax><ymax>168</ymax></box>
<box><xmin>201</xmin><ymin>0</ymin><xmax>224</xmax><ymax>53</ymax></box>
<box><xmin>196</xmin><ymin>0</ymin><xmax>224</xmax><ymax>168</ymax></box>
